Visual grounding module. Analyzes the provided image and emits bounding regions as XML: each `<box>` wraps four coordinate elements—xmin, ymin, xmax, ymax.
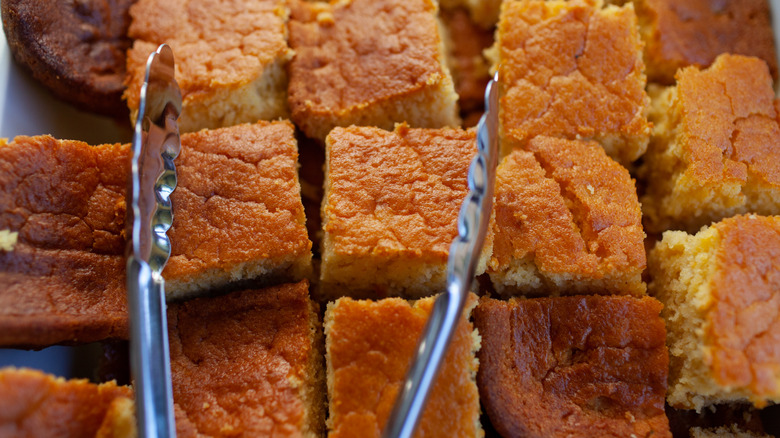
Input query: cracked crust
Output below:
<box><xmin>648</xmin><ymin>215</ymin><xmax>780</xmax><ymax>410</ymax></box>
<box><xmin>475</xmin><ymin>295</ymin><xmax>670</xmax><ymax>438</ymax></box>
<box><xmin>165</xmin><ymin>121</ymin><xmax>312</xmax><ymax>299</ymax></box>
<box><xmin>0</xmin><ymin>367</ymin><xmax>136</xmax><ymax>437</ymax></box>
<box><xmin>494</xmin><ymin>0</ymin><xmax>650</xmax><ymax>165</ymax></box>
<box><xmin>0</xmin><ymin>122</ymin><xmax>311</xmax><ymax>347</ymax></box>
<box><xmin>640</xmin><ymin>54</ymin><xmax>780</xmax><ymax>234</ymax></box>
<box><xmin>124</xmin><ymin>0</ymin><xmax>292</xmax><ymax>133</ymax></box>
<box><xmin>168</xmin><ymin>280</ymin><xmax>325</xmax><ymax>438</ymax></box>
<box><xmin>319</xmin><ymin>124</ymin><xmax>492</xmax><ymax>299</ymax></box>
<box><xmin>324</xmin><ymin>294</ymin><xmax>482</xmax><ymax>438</ymax></box>
<box><xmin>287</xmin><ymin>0</ymin><xmax>460</xmax><ymax>141</ymax></box>
<box><xmin>0</xmin><ymin>136</ymin><xmax>130</xmax><ymax>347</ymax></box>
<box><xmin>635</xmin><ymin>0</ymin><xmax>778</xmax><ymax>85</ymax></box>
<box><xmin>488</xmin><ymin>136</ymin><xmax>646</xmax><ymax>297</ymax></box>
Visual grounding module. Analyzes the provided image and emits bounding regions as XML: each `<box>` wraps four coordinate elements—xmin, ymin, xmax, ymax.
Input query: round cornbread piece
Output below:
<box><xmin>1</xmin><ymin>0</ymin><xmax>134</xmax><ymax>117</ymax></box>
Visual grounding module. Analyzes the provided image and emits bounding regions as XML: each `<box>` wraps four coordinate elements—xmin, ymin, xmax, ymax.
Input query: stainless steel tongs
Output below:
<box><xmin>126</xmin><ymin>43</ymin><xmax>182</xmax><ymax>438</ymax></box>
<box><xmin>383</xmin><ymin>71</ymin><xmax>500</xmax><ymax>438</ymax></box>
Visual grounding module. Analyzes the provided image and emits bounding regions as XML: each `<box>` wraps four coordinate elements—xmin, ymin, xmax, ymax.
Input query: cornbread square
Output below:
<box><xmin>0</xmin><ymin>368</ymin><xmax>135</xmax><ymax>437</ymax></box>
<box><xmin>488</xmin><ymin>136</ymin><xmax>646</xmax><ymax>297</ymax></box>
<box><xmin>474</xmin><ymin>295</ymin><xmax>670</xmax><ymax>438</ymax></box>
<box><xmin>125</xmin><ymin>0</ymin><xmax>292</xmax><ymax>133</ymax></box>
<box><xmin>634</xmin><ymin>0</ymin><xmax>778</xmax><ymax>85</ymax></box>
<box><xmin>320</xmin><ymin>125</ymin><xmax>492</xmax><ymax>299</ymax></box>
<box><xmin>0</xmin><ymin>122</ymin><xmax>310</xmax><ymax>347</ymax></box>
<box><xmin>168</xmin><ymin>281</ymin><xmax>325</xmax><ymax>437</ymax></box>
<box><xmin>439</xmin><ymin>0</ymin><xmax>502</xmax><ymax>29</ymax></box>
<box><xmin>324</xmin><ymin>294</ymin><xmax>481</xmax><ymax>438</ymax></box>
<box><xmin>648</xmin><ymin>215</ymin><xmax>780</xmax><ymax>410</ymax></box>
<box><xmin>493</xmin><ymin>0</ymin><xmax>650</xmax><ymax>164</ymax></box>
<box><xmin>641</xmin><ymin>54</ymin><xmax>780</xmax><ymax>234</ymax></box>
<box><xmin>287</xmin><ymin>0</ymin><xmax>460</xmax><ymax>142</ymax></box>
<box><xmin>165</xmin><ymin>122</ymin><xmax>312</xmax><ymax>299</ymax></box>
<box><xmin>0</xmin><ymin>136</ymin><xmax>130</xmax><ymax>348</ymax></box>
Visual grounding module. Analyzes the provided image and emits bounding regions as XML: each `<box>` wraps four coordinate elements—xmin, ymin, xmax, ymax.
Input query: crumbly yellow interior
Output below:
<box><xmin>177</xmin><ymin>57</ymin><xmax>291</xmax><ymax>133</ymax></box>
<box><xmin>649</xmin><ymin>225</ymin><xmax>777</xmax><ymax>410</ymax></box>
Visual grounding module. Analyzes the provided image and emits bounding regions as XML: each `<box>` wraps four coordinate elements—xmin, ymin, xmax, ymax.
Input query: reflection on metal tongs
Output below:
<box><xmin>126</xmin><ymin>43</ymin><xmax>182</xmax><ymax>438</ymax></box>
<box><xmin>383</xmin><ymin>71</ymin><xmax>500</xmax><ymax>438</ymax></box>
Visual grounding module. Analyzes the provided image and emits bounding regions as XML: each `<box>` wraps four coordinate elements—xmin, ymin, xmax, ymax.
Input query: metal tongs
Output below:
<box><xmin>383</xmin><ymin>72</ymin><xmax>500</xmax><ymax>438</ymax></box>
<box><xmin>126</xmin><ymin>44</ymin><xmax>182</xmax><ymax>438</ymax></box>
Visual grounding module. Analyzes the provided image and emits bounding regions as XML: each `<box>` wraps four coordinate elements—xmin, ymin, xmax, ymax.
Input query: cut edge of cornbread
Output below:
<box><xmin>489</xmin><ymin>255</ymin><xmax>646</xmax><ymax>297</ymax></box>
<box><xmin>648</xmin><ymin>222</ymin><xmax>780</xmax><ymax>411</ymax></box>
<box><xmin>166</xmin><ymin>254</ymin><xmax>313</xmax><ymax>301</ymax></box>
<box><xmin>176</xmin><ymin>56</ymin><xmax>292</xmax><ymax>134</ymax></box>
<box><xmin>323</xmin><ymin>294</ymin><xmax>483</xmax><ymax>437</ymax></box>
<box><xmin>649</xmin><ymin>227</ymin><xmax>719</xmax><ymax>410</ymax></box>
<box><xmin>319</xmin><ymin>231</ymin><xmax>491</xmax><ymax>300</ymax></box>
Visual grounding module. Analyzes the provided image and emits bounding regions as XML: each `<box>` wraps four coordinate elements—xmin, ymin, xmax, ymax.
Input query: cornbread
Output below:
<box><xmin>440</xmin><ymin>8</ymin><xmax>493</xmax><ymax>120</ymax></box>
<box><xmin>287</xmin><ymin>0</ymin><xmax>460</xmax><ymax>142</ymax></box>
<box><xmin>125</xmin><ymin>0</ymin><xmax>292</xmax><ymax>133</ymax></box>
<box><xmin>0</xmin><ymin>136</ymin><xmax>130</xmax><ymax>348</ymax></box>
<box><xmin>488</xmin><ymin>136</ymin><xmax>646</xmax><ymax>297</ymax></box>
<box><xmin>648</xmin><ymin>215</ymin><xmax>780</xmax><ymax>410</ymax></box>
<box><xmin>168</xmin><ymin>281</ymin><xmax>325</xmax><ymax>437</ymax></box>
<box><xmin>1</xmin><ymin>0</ymin><xmax>134</xmax><ymax>117</ymax></box>
<box><xmin>165</xmin><ymin>122</ymin><xmax>312</xmax><ymax>299</ymax></box>
<box><xmin>634</xmin><ymin>0</ymin><xmax>778</xmax><ymax>85</ymax></box>
<box><xmin>493</xmin><ymin>0</ymin><xmax>650</xmax><ymax>164</ymax></box>
<box><xmin>324</xmin><ymin>294</ymin><xmax>481</xmax><ymax>438</ymax></box>
<box><xmin>690</xmin><ymin>425</ymin><xmax>774</xmax><ymax>438</ymax></box>
<box><xmin>640</xmin><ymin>54</ymin><xmax>780</xmax><ymax>234</ymax></box>
<box><xmin>320</xmin><ymin>124</ymin><xmax>492</xmax><ymax>299</ymax></box>
<box><xmin>475</xmin><ymin>295</ymin><xmax>670</xmax><ymax>438</ymax></box>
<box><xmin>0</xmin><ymin>122</ymin><xmax>311</xmax><ymax>347</ymax></box>
<box><xmin>439</xmin><ymin>0</ymin><xmax>502</xmax><ymax>29</ymax></box>
<box><xmin>0</xmin><ymin>367</ymin><xmax>135</xmax><ymax>437</ymax></box>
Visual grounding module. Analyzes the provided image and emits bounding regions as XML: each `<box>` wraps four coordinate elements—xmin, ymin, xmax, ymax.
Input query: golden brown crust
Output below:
<box><xmin>497</xmin><ymin>0</ymin><xmax>650</xmax><ymax>162</ymax></box>
<box><xmin>0</xmin><ymin>136</ymin><xmax>130</xmax><ymax>347</ymax></box>
<box><xmin>474</xmin><ymin>295</ymin><xmax>670</xmax><ymax>438</ymax></box>
<box><xmin>708</xmin><ymin>215</ymin><xmax>780</xmax><ymax>401</ymax></box>
<box><xmin>641</xmin><ymin>54</ymin><xmax>780</xmax><ymax>233</ymax></box>
<box><xmin>324</xmin><ymin>124</ymin><xmax>472</xmax><ymax>260</ymax></box>
<box><xmin>636</xmin><ymin>0</ymin><xmax>778</xmax><ymax>85</ymax></box>
<box><xmin>489</xmin><ymin>136</ymin><xmax>646</xmax><ymax>295</ymax></box>
<box><xmin>288</xmin><ymin>0</ymin><xmax>457</xmax><ymax>140</ymax></box>
<box><xmin>675</xmin><ymin>55</ymin><xmax>779</xmax><ymax>187</ymax></box>
<box><xmin>325</xmin><ymin>294</ymin><xmax>480</xmax><ymax>437</ymax></box>
<box><xmin>320</xmin><ymin>124</ymin><xmax>488</xmax><ymax>298</ymax></box>
<box><xmin>0</xmin><ymin>123</ymin><xmax>311</xmax><ymax>347</ymax></box>
<box><xmin>125</xmin><ymin>0</ymin><xmax>291</xmax><ymax>127</ymax></box>
<box><xmin>164</xmin><ymin>121</ymin><xmax>312</xmax><ymax>291</ymax></box>
<box><xmin>0</xmin><ymin>368</ymin><xmax>134</xmax><ymax>437</ymax></box>
<box><xmin>168</xmin><ymin>280</ymin><xmax>323</xmax><ymax>437</ymax></box>
<box><xmin>1</xmin><ymin>0</ymin><xmax>134</xmax><ymax>117</ymax></box>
